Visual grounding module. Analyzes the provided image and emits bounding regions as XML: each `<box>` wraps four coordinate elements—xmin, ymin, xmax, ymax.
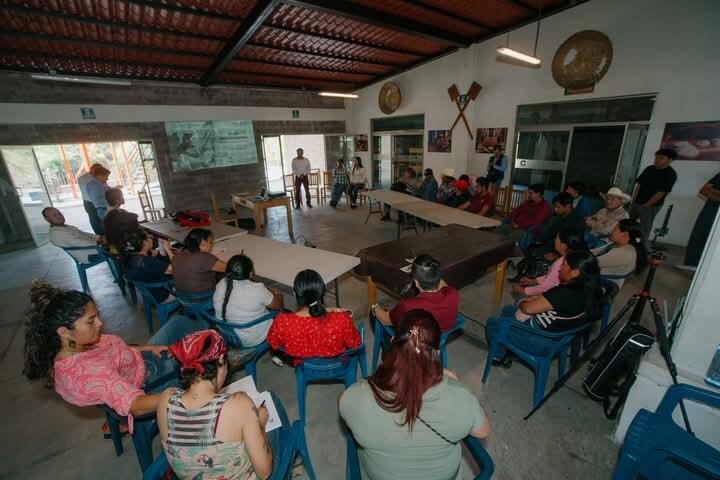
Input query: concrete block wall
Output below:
<box><xmin>0</xmin><ymin>121</ymin><xmax>345</xmax><ymax>213</ymax></box>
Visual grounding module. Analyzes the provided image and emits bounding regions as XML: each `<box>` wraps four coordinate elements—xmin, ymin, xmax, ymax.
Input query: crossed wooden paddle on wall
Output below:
<box><xmin>448</xmin><ymin>82</ymin><xmax>482</xmax><ymax>140</ymax></box>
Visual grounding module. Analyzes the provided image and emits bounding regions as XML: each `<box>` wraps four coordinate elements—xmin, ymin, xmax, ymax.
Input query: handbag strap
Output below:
<box><xmin>416</xmin><ymin>415</ymin><xmax>458</xmax><ymax>445</ymax></box>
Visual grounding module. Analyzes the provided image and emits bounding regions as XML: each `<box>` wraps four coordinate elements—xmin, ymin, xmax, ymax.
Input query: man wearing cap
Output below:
<box><xmin>586</xmin><ymin>187</ymin><xmax>631</xmax><ymax>238</ymax></box>
<box><xmin>445</xmin><ymin>179</ymin><xmax>471</xmax><ymax>208</ymax></box>
<box><xmin>436</xmin><ymin>168</ymin><xmax>456</xmax><ymax>203</ymax></box>
<box><xmin>632</xmin><ymin>148</ymin><xmax>678</xmax><ymax>243</ymax></box>
<box><xmin>415</xmin><ymin>168</ymin><xmax>438</xmax><ymax>202</ymax></box>
<box><xmin>81</xmin><ymin>164</ymin><xmax>111</xmax><ymax>235</ymax></box>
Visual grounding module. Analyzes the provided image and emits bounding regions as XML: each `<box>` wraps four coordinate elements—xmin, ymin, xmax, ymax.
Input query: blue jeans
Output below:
<box><xmin>330</xmin><ymin>183</ymin><xmax>347</xmax><ymax>206</ymax></box>
<box><xmin>349</xmin><ymin>183</ymin><xmax>363</xmax><ymax>205</ymax></box>
<box><xmin>147</xmin><ymin>314</ymin><xmax>209</xmax><ymax>346</ymax></box>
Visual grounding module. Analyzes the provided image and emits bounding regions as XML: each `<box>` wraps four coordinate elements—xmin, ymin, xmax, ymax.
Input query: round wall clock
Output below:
<box><xmin>552</xmin><ymin>30</ymin><xmax>613</xmax><ymax>90</ymax></box>
<box><xmin>378</xmin><ymin>82</ymin><xmax>402</xmax><ymax>114</ymax></box>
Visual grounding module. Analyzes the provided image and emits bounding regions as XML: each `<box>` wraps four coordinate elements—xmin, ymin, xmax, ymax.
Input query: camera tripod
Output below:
<box><xmin>524</xmin><ymin>251</ymin><xmax>694</xmax><ymax>435</ymax></box>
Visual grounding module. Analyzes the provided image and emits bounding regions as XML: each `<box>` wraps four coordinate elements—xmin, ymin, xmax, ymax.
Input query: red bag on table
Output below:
<box><xmin>173</xmin><ymin>210</ymin><xmax>211</xmax><ymax>227</ymax></box>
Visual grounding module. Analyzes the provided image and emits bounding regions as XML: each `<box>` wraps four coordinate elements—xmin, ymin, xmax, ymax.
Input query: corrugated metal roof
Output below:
<box><xmin>0</xmin><ymin>0</ymin><xmax>586</xmax><ymax>91</ymax></box>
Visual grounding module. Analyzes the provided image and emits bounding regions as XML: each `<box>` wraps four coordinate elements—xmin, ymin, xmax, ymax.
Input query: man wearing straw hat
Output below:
<box><xmin>586</xmin><ymin>187</ymin><xmax>631</xmax><ymax>239</ymax></box>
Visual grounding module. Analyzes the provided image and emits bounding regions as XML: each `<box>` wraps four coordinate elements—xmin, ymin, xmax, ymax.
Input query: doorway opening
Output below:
<box><xmin>0</xmin><ymin>141</ymin><xmax>164</xmax><ymax>251</ymax></box>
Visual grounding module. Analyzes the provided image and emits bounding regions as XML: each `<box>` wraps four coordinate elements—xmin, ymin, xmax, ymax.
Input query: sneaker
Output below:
<box><xmin>271</xmin><ymin>356</ymin><xmax>284</xmax><ymax>367</ymax></box>
<box><xmin>674</xmin><ymin>264</ymin><xmax>697</xmax><ymax>272</ymax></box>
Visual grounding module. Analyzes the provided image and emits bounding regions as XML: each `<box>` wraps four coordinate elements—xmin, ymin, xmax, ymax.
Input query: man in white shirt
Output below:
<box><xmin>42</xmin><ymin>207</ymin><xmax>103</xmax><ymax>263</ymax></box>
<box><xmin>291</xmin><ymin>148</ymin><xmax>313</xmax><ymax>209</ymax></box>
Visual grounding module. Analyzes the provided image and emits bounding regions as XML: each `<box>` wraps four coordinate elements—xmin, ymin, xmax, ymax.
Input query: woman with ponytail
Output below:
<box><xmin>212</xmin><ymin>254</ymin><xmax>283</xmax><ymax>347</ymax></box>
<box><xmin>592</xmin><ymin>218</ymin><xmax>648</xmax><ymax>287</ymax></box>
<box><xmin>266</xmin><ymin>269</ymin><xmax>360</xmax><ymax>363</ymax></box>
<box><xmin>23</xmin><ymin>281</ymin><xmax>205</xmax><ymax>425</ymax></box>
<box><xmin>171</xmin><ymin>228</ymin><xmax>226</xmax><ymax>294</ymax></box>
<box><xmin>340</xmin><ymin>309</ymin><xmax>490</xmax><ymax>480</ymax></box>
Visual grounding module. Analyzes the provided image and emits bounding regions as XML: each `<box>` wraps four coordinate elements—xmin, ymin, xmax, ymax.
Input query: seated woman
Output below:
<box><xmin>592</xmin><ymin>219</ymin><xmax>647</xmax><ymax>288</ymax></box>
<box><xmin>512</xmin><ymin>250</ymin><xmax>603</xmax><ymax>331</ymax></box>
<box><xmin>103</xmin><ymin>187</ymin><xmax>140</xmax><ymax>253</ymax></box>
<box><xmin>340</xmin><ymin>309</ymin><xmax>490</xmax><ymax>480</ymax></box>
<box><xmin>122</xmin><ymin>229</ymin><xmax>174</xmax><ymax>303</ymax></box>
<box><xmin>267</xmin><ymin>269</ymin><xmax>361</xmax><ymax>362</ymax></box>
<box><xmin>172</xmin><ymin>228</ymin><xmax>226</xmax><ymax>294</ymax></box>
<box><xmin>22</xmin><ymin>281</ymin><xmax>206</xmax><ymax>426</ymax></box>
<box><xmin>157</xmin><ymin>330</ymin><xmax>273</xmax><ymax>480</ymax></box>
<box><xmin>512</xmin><ymin>228</ymin><xmax>586</xmax><ymax>298</ymax></box>
<box><xmin>213</xmin><ymin>254</ymin><xmax>283</xmax><ymax>347</ymax></box>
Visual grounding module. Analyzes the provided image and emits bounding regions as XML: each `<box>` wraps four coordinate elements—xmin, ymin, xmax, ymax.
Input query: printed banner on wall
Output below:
<box><xmin>660</xmin><ymin>121</ymin><xmax>720</xmax><ymax>161</ymax></box>
<box><xmin>428</xmin><ymin>130</ymin><xmax>452</xmax><ymax>153</ymax></box>
<box><xmin>165</xmin><ymin>120</ymin><xmax>258</xmax><ymax>172</ymax></box>
<box><xmin>353</xmin><ymin>134</ymin><xmax>368</xmax><ymax>152</ymax></box>
<box><xmin>475</xmin><ymin>127</ymin><xmax>508</xmax><ymax>153</ymax></box>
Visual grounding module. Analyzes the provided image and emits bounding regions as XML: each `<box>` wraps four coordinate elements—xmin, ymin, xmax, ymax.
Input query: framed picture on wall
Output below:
<box><xmin>475</xmin><ymin>127</ymin><xmax>508</xmax><ymax>153</ymax></box>
<box><xmin>660</xmin><ymin>121</ymin><xmax>720</xmax><ymax>161</ymax></box>
<box><xmin>428</xmin><ymin>130</ymin><xmax>452</xmax><ymax>153</ymax></box>
<box><xmin>353</xmin><ymin>134</ymin><xmax>368</xmax><ymax>152</ymax></box>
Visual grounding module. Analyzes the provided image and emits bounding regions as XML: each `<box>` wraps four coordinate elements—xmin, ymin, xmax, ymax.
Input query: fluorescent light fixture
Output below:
<box><xmin>319</xmin><ymin>91</ymin><xmax>359</xmax><ymax>99</ymax></box>
<box><xmin>496</xmin><ymin>47</ymin><xmax>542</xmax><ymax>66</ymax></box>
<box><xmin>30</xmin><ymin>73</ymin><xmax>132</xmax><ymax>86</ymax></box>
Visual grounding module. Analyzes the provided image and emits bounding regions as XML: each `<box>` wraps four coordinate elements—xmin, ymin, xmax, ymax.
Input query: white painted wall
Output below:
<box><xmin>346</xmin><ymin>0</ymin><xmax>720</xmax><ymax>246</ymax></box>
<box><xmin>0</xmin><ymin>103</ymin><xmax>346</xmax><ymax>124</ymax></box>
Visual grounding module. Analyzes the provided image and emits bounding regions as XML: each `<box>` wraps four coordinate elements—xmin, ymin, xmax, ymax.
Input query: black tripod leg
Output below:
<box><xmin>523</xmin><ymin>295</ymin><xmax>640</xmax><ymax>420</ymax></box>
<box><xmin>649</xmin><ymin>298</ymin><xmax>694</xmax><ymax>435</ymax></box>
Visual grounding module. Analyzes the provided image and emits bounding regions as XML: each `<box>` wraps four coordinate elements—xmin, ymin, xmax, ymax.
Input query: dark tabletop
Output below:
<box><xmin>355</xmin><ymin>224</ymin><xmax>515</xmax><ymax>296</ymax></box>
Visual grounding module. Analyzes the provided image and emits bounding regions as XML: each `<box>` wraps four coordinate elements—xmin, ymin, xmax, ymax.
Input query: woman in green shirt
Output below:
<box><xmin>339</xmin><ymin>309</ymin><xmax>490</xmax><ymax>480</ymax></box>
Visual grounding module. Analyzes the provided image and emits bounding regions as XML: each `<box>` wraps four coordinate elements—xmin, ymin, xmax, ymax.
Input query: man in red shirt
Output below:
<box><xmin>459</xmin><ymin>177</ymin><xmax>495</xmax><ymax>216</ymax></box>
<box><xmin>371</xmin><ymin>254</ymin><xmax>460</xmax><ymax>332</ymax></box>
<box><xmin>506</xmin><ymin>183</ymin><xmax>552</xmax><ymax>234</ymax></box>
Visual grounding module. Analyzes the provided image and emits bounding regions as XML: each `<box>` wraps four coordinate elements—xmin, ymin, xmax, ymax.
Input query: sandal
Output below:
<box><xmin>102</xmin><ymin>420</ymin><xmax>129</xmax><ymax>439</ymax></box>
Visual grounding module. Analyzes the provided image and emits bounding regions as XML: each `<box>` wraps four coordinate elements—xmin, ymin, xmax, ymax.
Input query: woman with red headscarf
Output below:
<box><xmin>339</xmin><ymin>309</ymin><xmax>490</xmax><ymax>480</ymax></box>
<box><xmin>157</xmin><ymin>329</ymin><xmax>273</xmax><ymax>480</ymax></box>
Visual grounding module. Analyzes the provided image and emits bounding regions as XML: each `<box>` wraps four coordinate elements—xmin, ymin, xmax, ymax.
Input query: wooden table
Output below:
<box><xmin>211</xmin><ymin>234</ymin><xmax>360</xmax><ymax>306</ymax></box>
<box><xmin>232</xmin><ymin>193</ymin><xmax>293</xmax><ymax>238</ymax></box>
<box><xmin>141</xmin><ymin>219</ymin><xmax>247</xmax><ymax>243</ymax></box>
<box><xmin>354</xmin><ymin>224</ymin><xmax>515</xmax><ymax>307</ymax></box>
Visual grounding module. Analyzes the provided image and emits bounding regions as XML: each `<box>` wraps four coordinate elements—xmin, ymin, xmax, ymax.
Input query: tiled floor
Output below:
<box><xmin>0</xmin><ymin>201</ymin><xmax>695</xmax><ymax>479</ymax></box>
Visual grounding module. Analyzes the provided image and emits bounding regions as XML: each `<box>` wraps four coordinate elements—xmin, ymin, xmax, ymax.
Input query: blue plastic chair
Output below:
<box><xmin>482</xmin><ymin>318</ymin><xmax>590</xmax><ymax>407</ymax></box>
<box><xmin>613</xmin><ymin>383</ymin><xmax>720</xmax><ymax>479</ymax></box>
<box><xmin>60</xmin><ymin>245</ymin><xmax>115</xmax><ymax>293</ymax></box>
<box><xmin>175</xmin><ymin>290</ymin><xmax>215</xmax><ymax>317</ymax></box>
<box><xmin>125</xmin><ymin>276</ymin><xmax>180</xmax><ymax>334</ymax></box>
<box><xmin>142</xmin><ymin>392</ymin><xmax>316</xmax><ymax>480</ymax></box>
<box><xmin>345</xmin><ymin>428</ymin><xmax>494</xmax><ymax>480</ymax></box>
<box><xmin>371</xmin><ymin>314</ymin><xmax>465</xmax><ymax>373</ymax></box>
<box><xmin>293</xmin><ymin>323</ymin><xmax>367</xmax><ymax>422</ymax></box>
<box><xmin>101</xmin><ymin>405</ymin><xmax>158</xmax><ymax>472</ymax></box>
<box><xmin>199</xmin><ymin>310</ymin><xmax>276</xmax><ymax>384</ymax></box>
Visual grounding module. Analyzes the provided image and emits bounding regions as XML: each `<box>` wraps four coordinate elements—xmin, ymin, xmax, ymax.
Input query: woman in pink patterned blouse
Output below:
<box><xmin>23</xmin><ymin>281</ymin><xmax>205</xmax><ymax>428</ymax></box>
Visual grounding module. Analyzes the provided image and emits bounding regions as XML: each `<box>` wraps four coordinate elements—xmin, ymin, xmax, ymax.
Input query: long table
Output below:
<box><xmin>232</xmin><ymin>193</ymin><xmax>293</xmax><ymax>238</ymax></box>
<box><xmin>211</xmin><ymin>234</ymin><xmax>360</xmax><ymax>306</ymax></box>
<box><xmin>364</xmin><ymin>189</ymin><xmax>500</xmax><ymax>238</ymax></box>
<box><xmin>142</xmin><ymin>219</ymin><xmax>247</xmax><ymax>243</ymax></box>
<box><xmin>354</xmin><ymin>224</ymin><xmax>515</xmax><ymax>306</ymax></box>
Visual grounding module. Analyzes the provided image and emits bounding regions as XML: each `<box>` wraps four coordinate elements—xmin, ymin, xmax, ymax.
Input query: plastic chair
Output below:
<box><xmin>293</xmin><ymin>324</ymin><xmax>367</xmax><ymax>422</ymax></box>
<box><xmin>345</xmin><ymin>429</ymin><xmax>494</xmax><ymax>480</ymax></box>
<box><xmin>482</xmin><ymin>318</ymin><xmax>590</xmax><ymax>407</ymax></box>
<box><xmin>175</xmin><ymin>290</ymin><xmax>215</xmax><ymax>318</ymax></box>
<box><xmin>199</xmin><ymin>310</ymin><xmax>276</xmax><ymax>384</ymax></box>
<box><xmin>210</xmin><ymin>191</ymin><xmax>239</xmax><ymax>227</ymax></box>
<box><xmin>126</xmin><ymin>276</ymin><xmax>180</xmax><ymax>334</ymax></box>
<box><xmin>101</xmin><ymin>405</ymin><xmax>158</xmax><ymax>472</ymax></box>
<box><xmin>371</xmin><ymin>314</ymin><xmax>465</xmax><ymax>373</ymax></box>
<box><xmin>142</xmin><ymin>392</ymin><xmax>316</xmax><ymax>480</ymax></box>
<box><xmin>60</xmin><ymin>245</ymin><xmax>114</xmax><ymax>293</ymax></box>
<box><xmin>613</xmin><ymin>383</ymin><xmax>720</xmax><ymax>480</ymax></box>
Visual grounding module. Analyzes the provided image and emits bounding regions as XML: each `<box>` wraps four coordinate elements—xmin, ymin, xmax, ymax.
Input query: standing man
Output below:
<box><xmin>83</xmin><ymin>164</ymin><xmax>111</xmax><ymax>235</ymax></box>
<box><xmin>678</xmin><ymin>172</ymin><xmax>720</xmax><ymax>271</ymax></box>
<box><xmin>487</xmin><ymin>145</ymin><xmax>508</xmax><ymax>190</ymax></box>
<box><xmin>632</xmin><ymin>148</ymin><xmax>678</xmax><ymax>244</ymax></box>
<box><xmin>78</xmin><ymin>163</ymin><xmax>106</xmax><ymax>235</ymax></box>
<box><xmin>291</xmin><ymin>148</ymin><xmax>312</xmax><ymax>209</ymax></box>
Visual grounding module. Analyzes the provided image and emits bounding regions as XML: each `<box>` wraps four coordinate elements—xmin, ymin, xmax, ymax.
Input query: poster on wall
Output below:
<box><xmin>660</xmin><ymin>121</ymin><xmax>720</xmax><ymax>161</ymax></box>
<box><xmin>475</xmin><ymin>127</ymin><xmax>508</xmax><ymax>153</ymax></box>
<box><xmin>428</xmin><ymin>130</ymin><xmax>452</xmax><ymax>153</ymax></box>
<box><xmin>165</xmin><ymin>120</ymin><xmax>258</xmax><ymax>172</ymax></box>
<box><xmin>353</xmin><ymin>134</ymin><xmax>368</xmax><ymax>152</ymax></box>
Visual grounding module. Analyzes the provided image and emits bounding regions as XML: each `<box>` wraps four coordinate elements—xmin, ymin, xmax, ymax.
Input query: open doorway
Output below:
<box><xmin>262</xmin><ymin>134</ymin><xmax>327</xmax><ymax>192</ymax></box>
<box><xmin>0</xmin><ymin>141</ymin><xmax>164</xmax><ymax>250</ymax></box>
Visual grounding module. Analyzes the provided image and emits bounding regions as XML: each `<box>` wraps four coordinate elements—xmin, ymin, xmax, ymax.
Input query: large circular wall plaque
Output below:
<box><xmin>552</xmin><ymin>30</ymin><xmax>613</xmax><ymax>90</ymax></box>
<box><xmin>378</xmin><ymin>82</ymin><xmax>402</xmax><ymax>114</ymax></box>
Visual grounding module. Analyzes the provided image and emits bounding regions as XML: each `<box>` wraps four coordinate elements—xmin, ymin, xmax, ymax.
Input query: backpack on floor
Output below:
<box><xmin>583</xmin><ymin>322</ymin><xmax>655</xmax><ymax>419</ymax></box>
